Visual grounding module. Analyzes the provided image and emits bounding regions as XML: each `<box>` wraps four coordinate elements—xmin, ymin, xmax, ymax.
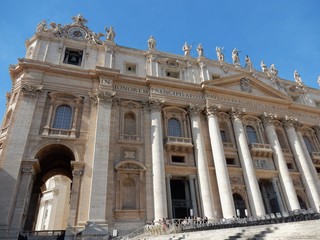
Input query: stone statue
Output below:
<box><xmin>294</xmin><ymin>70</ymin><xmax>303</xmax><ymax>86</ymax></box>
<box><xmin>197</xmin><ymin>44</ymin><xmax>204</xmax><ymax>57</ymax></box>
<box><xmin>105</xmin><ymin>26</ymin><xmax>115</xmax><ymax>42</ymax></box>
<box><xmin>269</xmin><ymin>64</ymin><xmax>278</xmax><ymax>76</ymax></box>
<box><xmin>260</xmin><ymin>61</ymin><xmax>268</xmax><ymax>73</ymax></box>
<box><xmin>49</xmin><ymin>22</ymin><xmax>62</xmax><ymax>37</ymax></box>
<box><xmin>245</xmin><ymin>55</ymin><xmax>253</xmax><ymax>70</ymax></box>
<box><xmin>216</xmin><ymin>46</ymin><xmax>224</xmax><ymax>63</ymax></box>
<box><xmin>90</xmin><ymin>32</ymin><xmax>104</xmax><ymax>44</ymax></box>
<box><xmin>182</xmin><ymin>42</ymin><xmax>191</xmax><ymax>56</ymax></box>
<box><xmin>36</xmin><ymin>20</ymin><xmax>47</xmax><ymax>32</ymax></box>
<box><xmin>232</xmin><ymin>48</ymin><xmax>240</xmax><ymax>65</ymax></box>
<box><xmin>147</xmin><ymin>35</ymin><xmax>156</xmax><ymax>49</ymax></box>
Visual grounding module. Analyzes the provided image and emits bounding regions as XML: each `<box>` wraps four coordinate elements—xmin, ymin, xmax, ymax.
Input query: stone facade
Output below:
<box><xmin>1</xmin><ymin>15</ymin><xmax>320</xmax><ymax>238</ymax></box>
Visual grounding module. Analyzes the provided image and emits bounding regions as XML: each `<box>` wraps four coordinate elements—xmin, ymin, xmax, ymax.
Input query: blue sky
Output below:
<box><xmin>0</xmin><ymin>0</ymin><xmax>320</xmax><ymax>119</ymax></box>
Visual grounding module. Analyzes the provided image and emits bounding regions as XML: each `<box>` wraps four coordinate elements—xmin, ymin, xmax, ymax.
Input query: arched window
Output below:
<box><xmin>124</xmin><ymin>112</ymin><xmax>136</xmax><ymax>135</ymax></box>
<box><xmin>52</xmin><ymin>105</ymin><xmax>72</xmax><ymax>129</ymax></box>
<box><xmin>246</xmin><ymin>126</ymin><xmax>258</xmax><ymax>144</ymax></box>
<box><xmin>303</xmin><ymin>136</ymin><xmax>314</xmax><ymax>153</ymax></box>
<box><xmin>168</xmin><ymin>118</ymin><xmax>181</xmax><ymax>137</ymax></box>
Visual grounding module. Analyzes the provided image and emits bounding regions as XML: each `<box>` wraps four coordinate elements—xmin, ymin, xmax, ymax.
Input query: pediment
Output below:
<box><xmin>203</xmin><ymin>73</ymin><xmax>291</xmax><ymax>101</ymax></box>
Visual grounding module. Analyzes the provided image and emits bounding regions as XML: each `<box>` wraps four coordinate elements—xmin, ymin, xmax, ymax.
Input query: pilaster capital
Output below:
<box><xmin>206</xmin><ymin>104</ymin><xmax>221</xmax><ymax>117</ymax></box>
<box><xmin>89</xmin><ymin>89</ymin><xmax>116</xmax><ymax>104</ymax></box>
<box><xmin>229</xmin><ymin>107</ymin><xmax>245</xmax><ymax>120</ymax></box>
<box><xmin>20</xmin><ymin>83</ymin><xmax>43</xmax><ymax>98</ymax></box>
<box><xmin>188</xmin><ymin>104</ymin><xmax>205</xmax><ymax>117</ymax></box>
<box><xmin>20</xmin><ymin>159</ymin><xmax>39</xmax><ymax>175</ymax></box>
<box><xmin>71</xmin><ymin>161</ymin><xmax>85</xmax><ymax>177</ymax></box>
<box><xmin>282</xmin><ymin>115</ymin><xmax>301</xmax><ymax>129</ymax></box>
<box><xmin>261</xmin><ymin>112</ymin><xmax>277</xmax><ymax>126</ymax></box>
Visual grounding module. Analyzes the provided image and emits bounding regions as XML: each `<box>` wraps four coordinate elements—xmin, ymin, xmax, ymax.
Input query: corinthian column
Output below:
<box><xmin>261</xmin><ymin>113</ymin><xmax>300</xmax><ymax>210</ymax></box>
<box><xmin>284</xmin><ymin>116</ymin><xmax>320</xmax><ymax>211</ymax></box>
<box><xmin>206</xmin><ymin>105</ymin><xmax>235</xmax><ymax>218</ymax></box>
<box><xmin>149</xmin><ymin>98</ymin><xmax>167</xmax><ymax>220</ymax></box>
<box><xmin>87</xmin><ymin>89</ymin><xmax>115</xmax><ymax>225</ymax></box>
<box><xmin>230</xmin><ymin>108</ymin><xmax>265</xmax><ymax>217</ymax></box>
<box><xmin>188</xmin><ymin>104</ymin><xmax>215</xmax><ymax>219</ymax></box>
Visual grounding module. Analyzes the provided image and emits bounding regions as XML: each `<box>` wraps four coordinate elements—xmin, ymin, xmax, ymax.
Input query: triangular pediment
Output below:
<box><xmin>202</xmin><ymin>73</ymin><xmax>291</xmax><ymax>101</ymax></box>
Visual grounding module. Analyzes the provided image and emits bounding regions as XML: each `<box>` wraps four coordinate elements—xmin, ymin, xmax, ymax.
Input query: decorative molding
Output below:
<box><xmin>20</xmin><ymin>83</ymin><xmax>43</xmax><ymax>98</ymax></box>
<box><xmin>283</xmin><ymin>115</ymin><xmax>301</xmax><ymax>129</ymax></box>
<box><xmin>89</xmin><ymin>89</ymin><xmax>115</xmax><ymax>104</ymax></box>
<box><xmin>206</xmin><ymin>104</ymin><xmax>221</xmax><ymax>117</ymax></box>
<box><xmin>229</xmin><ymin>107</ymin><xmax>245</xmax><ymax>120</ymax></box>
<box><xmin>240</xmin><ymin>77</ymin><xmax>252</xmax><ymax>93</ymax></box>
<box><xmin>146</xmin><ymin>97</ymin><xmax>164</xmax><ymax>112</ymax></box>
<box><xmin>188</xmin><ymin>104</ymin><xmax>205</xmax><ymax>117</ymax></box>
<box><xmin>261</xmin><ymin>112</ymin><xmax>277</xmax><ymax>126</ymax></box>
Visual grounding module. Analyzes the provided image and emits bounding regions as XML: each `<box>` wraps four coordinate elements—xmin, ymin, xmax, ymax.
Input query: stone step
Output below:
<box><xmin>134</xmin><ymin>219</ymin><xmax>320</xmax><ymax>240</ymax></box>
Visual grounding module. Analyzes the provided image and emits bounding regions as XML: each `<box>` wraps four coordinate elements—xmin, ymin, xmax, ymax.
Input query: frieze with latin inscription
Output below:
<box><xmin>112</xmin><ymin>84</ymin><xmax>320</xmax><ymax>122</ymax></box>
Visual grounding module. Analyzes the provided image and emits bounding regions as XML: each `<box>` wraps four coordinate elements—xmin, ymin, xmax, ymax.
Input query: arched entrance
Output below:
<box><xmin>24</xmin><ymin>144</ymin><xmax>75</xmax><ymax>231</ymax></box>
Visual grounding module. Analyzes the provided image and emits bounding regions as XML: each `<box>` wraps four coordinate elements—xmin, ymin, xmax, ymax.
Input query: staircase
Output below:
<box><xmin>128</xmin><ymin>219</ymin><xmax>320</xmax><ymax>240</ymax></box>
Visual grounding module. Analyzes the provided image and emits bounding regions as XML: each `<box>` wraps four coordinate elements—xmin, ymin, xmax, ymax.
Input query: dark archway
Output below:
<box><xmin>24</xmin><ymin>144</ymin><xmax>74</xmax><ymax>231</ymax></box>
<box><xmin>233</xmin><ymin>193</ymin><xmax>247</xmax><ymax>218</ymax></box>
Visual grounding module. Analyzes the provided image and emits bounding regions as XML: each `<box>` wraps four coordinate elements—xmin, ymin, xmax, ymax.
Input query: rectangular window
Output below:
<box><xmin>287</xmin><ymin>162</ymin><xmax>294</xmax><ymax>170</ymax></box>
<box><xmin>226</xmin><ymin>158</ymin><xmax>236</xmax><ymax>165</ymax></box>
<box><xmin>63</xmin><ymin>48</ymin><xmax>83</xmax><ymax>66</ymax></box>
<box><xmin>166</xmin><ymin>71</ymin><xmax>179</xmax><ymax>78</ymax></box>
<box><xmin>171</xmin><ymin>156</ymin><xmax>185</xmax><ymax>163</ymax></box>
<box><xmin>125</xmin><ymin>63</ymin><xmax>137</xmax><ymax>74</ymax></box>
<box><xmin>220</xmin><ymin>130</ymin><xmax>227</xmax><ymax>142</ymax></box>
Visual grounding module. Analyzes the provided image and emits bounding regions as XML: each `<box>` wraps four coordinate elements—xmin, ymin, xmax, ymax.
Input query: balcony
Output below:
<box><xmin>223</xmin><ymin>142</ymin><xmax>237</xmax><ymax>149</ymax></box>
<box><xmin>310</xmin><ymin>152</ymin><xmax>320</xmax><ymax>165</ymax></box>
<box><xmin>42</xmin><ymin>127</ymin><xmax>76</xmax><ymax>139</ymax></box>
<box><xmin>249</xmin><ymin>143</ymin><xmax>273</xmax><ymax>158</ymax></box>
<box><xmin>165</xmin><ymin>136</ymin><xmax>193</xmax><ymax>152</ymax></box>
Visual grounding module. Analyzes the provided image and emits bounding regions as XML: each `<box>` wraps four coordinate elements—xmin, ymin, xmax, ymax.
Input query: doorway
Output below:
<box><xmin>170</xmin><ymin>179</ymin><xmax>191</xmax><ymax>219</ymax></box>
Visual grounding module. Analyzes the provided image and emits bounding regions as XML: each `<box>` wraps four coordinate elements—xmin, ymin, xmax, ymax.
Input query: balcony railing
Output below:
<box><xmin>19</xmin><ymin>230</ymin><xmax>65</xmax><ymax>239</ymax></box>
<box><xmin>311</xmin><ymin>152</ymin><xmax>320</xmax><ymax>165</ymax></box>
<box><xmin>165</xmin><ymin>136</ymin><xmax>193</xmax><ymax>152</ymax></box>
<box><xmin>249</xmin><ymin>143</ymin><xmax>273</xmax><ymax>158</ymax></box>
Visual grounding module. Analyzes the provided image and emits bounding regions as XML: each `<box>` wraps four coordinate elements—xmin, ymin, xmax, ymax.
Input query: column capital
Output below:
<box><xmin>20</xmin><ymin>83</ymin><xmax>43</xmax><ymax>98</ymax></box>
<box><xmin>146</xmin><ymin>97</ymin><xmax>164</xmax><ymax>112</ymax></box>
<box><xmin>20</xmin><ymin>159</ymin><xmax>39</xmax><ymax>175</ymax></box>
<box><xmin>282</xmin><ymin>116</ymin><xmax>301</xmax><ymax>129</ymax></box>
<box><xmin>229</xmin><ymin>107</ymin><xmax>245</xmax><ymax>120</ymax></box>
<box><xmin>188</xmin><ymin>104</ymin><xmax>205</xmax><ymax>117</ymax></box>
<box><xmin>71</xmin><ymin>161</ymin><xmax>85</xmax><ymax>176</ymax></box>
<box><xmin>89</xmin><ymin>89</ymin><xmax>116</xmax><ymax>104</ymax></box>
<box><xmin>261</xmin><ymin>112</ymin><xmax>277</xmax><ymax>126</ymax></box>
<box><xmin>206</xmin><ymin>104</ymin><xmax>221</xmax><ymax>117</ymax></box>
